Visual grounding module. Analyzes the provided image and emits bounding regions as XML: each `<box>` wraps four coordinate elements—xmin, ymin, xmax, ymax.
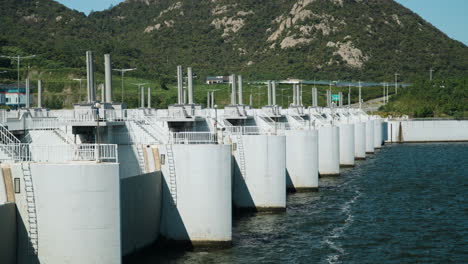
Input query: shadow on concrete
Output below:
<box><xmin>231</xmin><ymin>156</ymin><xmax>256</xmax><ymax>214</ymax></box>
<box><xmin>16</xmin><ymin>207</ymin><xmax>40</xmax><ymax>264</ymax></box>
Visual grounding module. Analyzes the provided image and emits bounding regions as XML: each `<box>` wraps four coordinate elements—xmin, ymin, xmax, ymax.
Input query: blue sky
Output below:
<box><xmin>57</xmin><ymin>0</ymin><xmax>467</xmax><ymax>45</ymax></box>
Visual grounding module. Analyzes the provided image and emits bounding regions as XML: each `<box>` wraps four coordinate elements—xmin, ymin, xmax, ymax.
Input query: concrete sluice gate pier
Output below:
<box><xmin>0</xmin><ymin>59</ymin><xmax>420</xmax><ymax>263</ymax></box>
<box><xmin>0</xmin><ymin>104</ymin><xmax>389</xmax><ymax>263</ymax></box>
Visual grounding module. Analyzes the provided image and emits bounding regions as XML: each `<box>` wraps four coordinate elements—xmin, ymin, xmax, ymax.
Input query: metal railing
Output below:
<box><xmin>170</xmin><ymin>132</ymin><xmax>217</xmax><ymax>144</ymax></box>
<box><xmin>225</xmin><ymin>126</ymin><xmax>262</xmax><ymax>135</ymax></box>
<box><xmin>0</xmin><ymin>124</ymin><xmax>21</xmax><ymax>144</ymax></box>
<box><xmin>0</xmin><ymin>144</ymin><xmax>118</xmax><ymax>163</ymax></box>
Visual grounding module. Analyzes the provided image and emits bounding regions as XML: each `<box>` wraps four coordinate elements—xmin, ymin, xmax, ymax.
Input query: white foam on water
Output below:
<box><xmin>323</xmin><ymin>189</ymin><xmax>362</xmax><ymax>264</ymax></box>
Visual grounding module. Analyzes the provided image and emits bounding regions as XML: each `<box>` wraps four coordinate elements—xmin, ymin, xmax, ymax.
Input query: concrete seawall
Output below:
<box><xmin>386</xmin><ymin>120</ymin><xmax>468</xmax><ymax>143</ymax></box>
<box><xmin>0</xmin><ymin>203</ymin><xmax>16</xmax><ymax>264</ymax></box>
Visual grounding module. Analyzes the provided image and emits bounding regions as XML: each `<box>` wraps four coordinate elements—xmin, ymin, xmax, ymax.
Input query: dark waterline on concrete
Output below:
<box><xmin>126</xmin><ymin>143</ymin><xmax>468</xmax><ymax>264</ymax></box>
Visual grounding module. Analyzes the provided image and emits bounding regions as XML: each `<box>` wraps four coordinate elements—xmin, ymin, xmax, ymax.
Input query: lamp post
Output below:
<box><xmin>113</xmin><ymin>68</ymin><xmax>136</xmax><ymax>103</ymax></box>
<box><xmin>73</xmin><ymin>78</ymin><xmax>86</xmax><ymax>102</ymax></box>
<box><xmin>0</xmin><ymin>54</ymin><xmax>36</xmax><ymax>109</ymax></box>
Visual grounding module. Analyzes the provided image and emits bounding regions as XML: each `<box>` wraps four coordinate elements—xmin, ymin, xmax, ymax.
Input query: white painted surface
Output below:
<box><xmin>365</xmin><ymin>120</ymin><xmax>375</xmax><ymax>153</ymax></box>
<box><xmin>0</xmin><ymin>203</ymin><xmax>16</xmax><ymax>264</ymax></box>
<box><xmin>354</xmin><ymin>122</ymin><xmax>366</xmax><ymax>159</ymax></box>
<box><xmin>339</xmin><ymin>124</ymin><xmax>355</xmax><ymax>166</ymax></box>
<box><xmin>13</xmin><ymin>163</ymin><xmax>121</xmax><ymax>264</ymax></box>
<box><xmin>285</xmin><ymin>130</ymin><xmax>319</xmax><ymax>189</ymax></box>
<box><xmin>386</xmin><ymin>120</ymin><xmax>468</xmax><ymax>142</ymax></box>
<box><xmin>373</xmin><ymin>119</ymin><xmax>383</xmax><ymax>148</ymax></box>
<box><xmin>232</xmin><ymin>135</ymin><xmax>286</xmax><ymax>209</ymax></box>
<box><xmin>318</xmin><ymin>126</ymin><xmax>340</xmax><ymax>175</ymax></box>
<box><xmin>160</xmin><ymin>144</ymin><xmax>232</xmax><ymax>242</ymax></box>
<box><xmin>0</xmin><ymin>169</ymin><xmax>6</xmax><ymax>204</ymax></box>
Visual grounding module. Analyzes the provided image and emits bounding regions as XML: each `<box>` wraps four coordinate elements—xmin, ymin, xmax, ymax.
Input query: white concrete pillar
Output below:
<box><xmin>104</xmin><ymin>54</ymin><xmax>112</xmax><ymax>103</ymax></box>
<box><xmin>285</xmin><ymin>130</ymin><xmax>319</xmax><ymax>191</ymax></box>
<box><xmin>339</xmin><ymin>123</ymin><xmax>355</xmax><ymax>166</ymax></box>
<box><xmin>37</xmin><ymin>80</ymin><xmax>42</xmax><ymax>108</ymax></box>
<box><xmin>177</xmin><ymin>66</ymin><xmax>183</xmax><ymax>104</ymax></box>
<box><xmin>318</xmin><ymin>126</ymin><xmax>340</xmax><ymax>175</ymax></box>
<box><xmin>25</xmin><ymin>78</ymin><xmax>30</xmax><ymax>108</ymax></box>
<box><xmin>187</xmin><ymin>67</ymin><xmax>193</xmax><ymax>104</ymax></box>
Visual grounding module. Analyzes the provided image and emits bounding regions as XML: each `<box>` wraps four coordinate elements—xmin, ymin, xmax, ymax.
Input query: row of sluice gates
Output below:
<box><xmin>0</xmin><ymin>105</ymin><xmax>387</xmax><ymax>264</ymax></box>
<box><xmin>0</xmin><ymin>55</ymin><xmax>387</xmax><ymax>264</ymax></box>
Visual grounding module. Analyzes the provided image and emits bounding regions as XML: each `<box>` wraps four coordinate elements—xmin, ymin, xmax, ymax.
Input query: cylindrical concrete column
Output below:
<box><xmin>37</xmin><ymin>80</ymin><xmax>42</xmax><ymax>108</ymax></box>
<box><xmin>86</xmin><ymin>51</ymin><xmax>96</xmax><ymax>103</ymax></box>
<box><xmin>339</xmin><ymin>123</ymin><xmax>355</xmax><ymax>166</ymax></box>
<box><xmin>373</xmin><ymin>119</ymin><xmax>383</xmax><ymax>148</ymax></box>
<box><xmin>231</xmin><ymin>74</ymin><xmax>237</xmax><ymax>105</ymax></box>
<box><xmin>285</xmin><ymin>130</ymin><xmax>319</xmax><ymax>191</ymax></box>
<box><xmin>177</xmin><ymin>66</ymin><xmax>183</xmax><ymax>104</ymax></box>
<box><xmin>232</xmin><ymin>135</ymin><xmax>286</xmax><ymax>211</ymax></box>
<box><xmin>312</xmin><ymin>87</ymin><xmax>318</xmax><ymax>107</ymax></box>
<box><xmin>161</xmin><ymin>144</ymin><xmax>232</xmax><ymax>245</ymax></box>
<box><xmin>140</xmin><ymin>86</ymin><xmax>144</xmax><ymax>108</ymax></box>
<box><xmin>365</xmin><ymin>120</ymin><xmax>375</xmax><ymax>154</ymax></box>
<box><xmin>104</xmin><ymin>54</ymin><xmax>112</xmax><ymax>103</ymax></box>
<box><xmin>147</xmin><ymin>87</ymin><xmax>151</xmax><ymax>108</ymax></box>
<box><xmin>272</xmin><ymin>81</ymin><xmax>277</xmax><ymax>105</ymax></box>
<box><xmin>354</xmin><ymin>122</ymin><xmax>366</xmax><ymax>159</ymax></box>
<box><xmin>318</xmin><ymin>125</ymin><xmax>340</xmax><ymax>175</ymax></box>
<box><xmin>238</xmin><ymin>75</ymin><xmax>243</xmax><ymax>105</ymax></box>
<box><xmin>187</xmin><ymin>67</ymin><xmax>193</xmax><ymax>104</ymax></box>
<box><xmin>267</xmin><ymin>81</ymin><xmax>272</xmax><ymax>105</ymax></box>
<box><xmin>25</xmin><ymin>78</ymin><xmax>30</xmax><ymax>108</ymax></box>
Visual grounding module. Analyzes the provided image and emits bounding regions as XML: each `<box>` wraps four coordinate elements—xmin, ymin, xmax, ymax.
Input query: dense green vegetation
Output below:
<box><xmin>0</xmin><ymin>0</ymin><xmax>466</xmax><ymax>115</ymax></box>
<box><xmin>381</xmin><ymin>78</ymin><xmax>468</xmax><ymax>118</ymax></box>
<box><xmin>0</xmin><ymin>0</ymin><xmax>467</xmax><ymax>82</ymax></box>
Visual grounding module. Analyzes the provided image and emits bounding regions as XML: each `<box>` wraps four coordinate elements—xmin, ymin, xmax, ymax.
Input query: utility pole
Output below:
<box><xmin>429</xmin><ymin>68</ymin><xmax>434</xmax><ymax>81</ymax></box>
<box><xmin>0</xmin><ymin>54</ymin><xmax>36</xmax><ymax>109</ymax></box>
<box><xmin>394</xmin><ymin>73</ymin><xmax>399</xmax><ymax>94</ymax></box>
<box><xmin>113</xmin><ymin>68</ymin><xmax>136</xmax><ymax>103</ymax></box>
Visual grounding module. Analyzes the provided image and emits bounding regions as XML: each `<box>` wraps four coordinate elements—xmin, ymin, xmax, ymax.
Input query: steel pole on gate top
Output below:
<box><xmin>238</xmin><ymin>75</ymin><xmax>243</xmax><ymax>105</ymax></box>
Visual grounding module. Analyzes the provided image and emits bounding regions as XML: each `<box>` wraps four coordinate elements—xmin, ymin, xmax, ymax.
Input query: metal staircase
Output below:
<box><xmin>22</xmin><ymin>162</ymin><xmax>39</xmax><ymax>255</ymax></box>
<box><xmin>236</xmin><ymin>135</ymin><xmax>247</xmax><ymax>179</ymax></box>
<box><xmin>52</xmin><ymin>129</ymin><xmax>75</xmax><ymax>144</ymax></box>
<box><xmin>166</xmin><ymin>144</ymin><xmax>177</xmax><ymax>206</ymax></box>
<box><xmin>135</xmin><ymin>144</ymin><xmax>146</xmax><ymax>174</ymax></box>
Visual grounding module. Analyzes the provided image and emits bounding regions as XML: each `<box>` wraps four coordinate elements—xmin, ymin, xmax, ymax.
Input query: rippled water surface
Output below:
<box><xmin>127</xmin><ymin>143</ymin><xmax>468</xmax><ymax>264</ymax></box>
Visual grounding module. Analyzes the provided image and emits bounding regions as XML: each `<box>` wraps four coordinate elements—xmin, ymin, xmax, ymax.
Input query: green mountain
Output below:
<box><xmin>1</xmin><ymin>0</ymin><xmax>467</xmax><ymax>83</ymax></box>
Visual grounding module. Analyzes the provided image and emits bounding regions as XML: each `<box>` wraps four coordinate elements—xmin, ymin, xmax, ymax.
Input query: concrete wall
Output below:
<box><xmin>373</xmin><ymin>119</ymin><xmax>383</xmax><ymax>148</ymax></box>
<box><xmin>232</xmin><ymin>135</ymin><xmax>286</xmax><ymax>210</ymax></box>
<box><xmin>354</xmin><ymin>122</ymin><xmax>366</xmax><ymax>159</ymax></box>
<box><xmin>285</xmin><ymin>130</ymin><xmax>318</xmax><ymax>190</ymax></box>
<box><xmin>12</xmin><ymin>162</ymin><xmax>121</xmax><ymax>264</ymax></box>
<box><xmin>0</xmin><ymin>202</ymin><xmax>16</xmax><ymax>264</ymax></box>
<box><xmin>121</xmin><ymin>172</ymin><xmax>162</xmax><ymax>256</ymax></box>
<box><xmin>339</xmin><ymin>124</ymin><xmax>355</xmax><ymax>166</ymax></box>
<box><xmin>160</xmin><ymin>144</ymin><xmax>232</xmax><ymax>244</ymax></box>
<box><xmin>365</xmin><ymin>120</ymin><xmax>375</xmax><ymax>153</ymax></box>
<box><xmin>318</xmin><ymin>126</ymin><xmax>340</xmax><ymax>175</ymax></box>
<box><xmin>386</xmin><ymin>120</ymin><xmax>468</xmax><ymax>143</ymax></box>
